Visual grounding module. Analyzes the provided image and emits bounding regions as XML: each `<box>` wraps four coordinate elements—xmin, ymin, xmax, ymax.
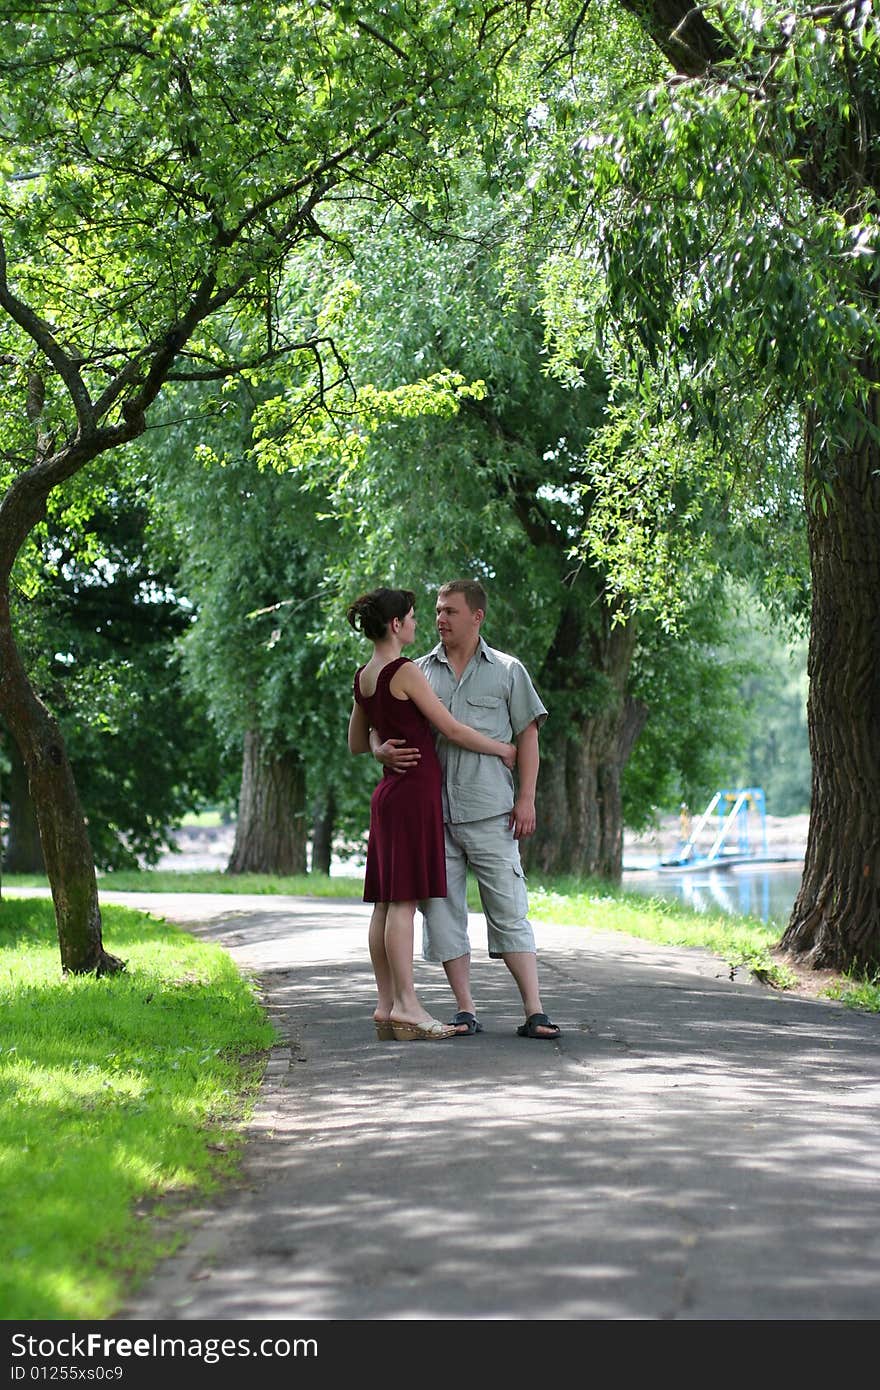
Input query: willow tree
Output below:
<box><xmin>250</xmin><ymin>202</ymin><xmax>761</xmax><ymax>878</ymax></box>
<box><xmin>0</xmin><ymin>0</ymin><xmax>577</xmax><ymax>971</ymax></box>
<box><xmin>324</xmin><ymin>230</ymin><xmax>650</xmax><ymax>880</ymax></box>
<box><xmin>533</xmin><ymin>0</ymin><xmax>880</xmax><ymax>971</ymax></box>
<box><xmin>145</xmin><ymin>387</ymin><xmax>379</xmax><ymax>878</ymax></box>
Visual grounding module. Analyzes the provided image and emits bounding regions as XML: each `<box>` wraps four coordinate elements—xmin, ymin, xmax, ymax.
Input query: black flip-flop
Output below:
<box><xmin>516</xmin><ymin>1012</ymin><xmax>561</xmax><ymax>1040</ymax></box>
<box><xmin>450</xmin><ymin>1010</ymin><xmax>483</xmax><ymax>1035</ymax></box>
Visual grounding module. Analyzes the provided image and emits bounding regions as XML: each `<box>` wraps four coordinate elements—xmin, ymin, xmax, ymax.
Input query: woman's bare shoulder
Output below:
<box><xmin>356</xmin><ymin>659</ymin><xmax>381</xmax><ymax>699</ymax></box>
<box><xmin>387</xmin><ymin>656</ymin><xmax>417</xmax><ymax>701</ymax></box>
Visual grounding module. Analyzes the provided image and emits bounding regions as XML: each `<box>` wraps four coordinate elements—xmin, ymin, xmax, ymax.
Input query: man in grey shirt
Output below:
<box><xmin>372</xmin><ymin>579</ymin><xmax>560</xmax><ymax>1040</ymax></box>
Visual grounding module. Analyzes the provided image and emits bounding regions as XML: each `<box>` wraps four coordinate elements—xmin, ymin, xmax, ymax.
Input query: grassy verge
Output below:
<box><xmin>823</xmin><ymin>971</ymin><xmax>880</xmax><ymax>1012</ymax></box>
<box><xmin>8</xmin><ymin>868</ymin><xmax>366</xmax><ymax>898</ymax></box>
<box><xmin>0</xmin><ymin>896</ymin><xmax>277</xmax><ymax>1320</ymax></box>
<box><xmin>528</xmin><ymin>877</ymin><xmax>798</xmax><ymax>984</ymax></box>
<box><xmin>527</xmin><ymin>876</ymin><xmax>880</xmax><ymax>1011</ymax></box>
<box><xmin>58</xmin><ymin>865</ymin><xmax>876</xmax><ymax>1013</ymax></box>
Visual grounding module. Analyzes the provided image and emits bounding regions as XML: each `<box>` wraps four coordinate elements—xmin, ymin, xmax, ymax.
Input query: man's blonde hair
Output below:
<box><xmin>438</xmin><ymin>580</ymin><xmax>487</xmax><ymax>614</ymax></box>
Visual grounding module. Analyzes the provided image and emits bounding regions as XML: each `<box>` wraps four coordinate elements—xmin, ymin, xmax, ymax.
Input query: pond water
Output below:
<box><xmin>621</xmin><ymin>861</ymin><xmax>805</xmax><ymax>927</ymax></box>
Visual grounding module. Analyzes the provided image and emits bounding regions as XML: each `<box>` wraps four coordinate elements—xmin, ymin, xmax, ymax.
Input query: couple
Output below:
<box><xmin>347</xmin><ymin>579</ymin><xmax>560</xmax><ymax>1043</ymax></box>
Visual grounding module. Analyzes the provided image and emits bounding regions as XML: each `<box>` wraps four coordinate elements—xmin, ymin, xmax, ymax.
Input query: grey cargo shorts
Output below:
<box><xmin>420</xmin><ymin>813</ymin><xmax>536</xmax><ymax>962</ymax></box>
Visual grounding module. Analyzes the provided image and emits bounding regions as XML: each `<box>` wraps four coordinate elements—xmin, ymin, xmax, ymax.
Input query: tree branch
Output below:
<box><xmin>166</xmin><ymin>335</ymin><xmax>337</xmax><ymax>381</ymax></box>
<box><xmin>538</xmin><ymin>0</ymin><xmax>595</xmax><ymax>77</ymax></box>
<box><xmin>0</xmin><ymin>236</ymin><xmax>95</xmax><ymax>433</ymax></box>
<box><xmin>616</xmin><ymin>1</ymin><xmax>735</xmax><ymax>76</ymax></box>
<box><xmin>220</xmin><ymin>100</ymin><xmax>416</xmax><ymax>245</ymax></box>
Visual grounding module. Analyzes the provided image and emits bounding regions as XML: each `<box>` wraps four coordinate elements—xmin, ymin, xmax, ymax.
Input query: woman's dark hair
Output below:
<box><xmin>347</xmin><ymin>587</ymin><xmax>416</xmax><ymax>641</ymax></box>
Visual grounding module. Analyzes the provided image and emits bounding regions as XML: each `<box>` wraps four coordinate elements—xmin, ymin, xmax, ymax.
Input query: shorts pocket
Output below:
<box><xmin>511</xmin><ymin>861</ymin><xmax>529</xmax><ymax>913</ymax></box>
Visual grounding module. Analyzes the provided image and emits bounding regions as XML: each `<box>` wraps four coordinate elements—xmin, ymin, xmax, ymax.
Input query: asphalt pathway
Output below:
<box><xmin>101</xmin><ymin>892</ymin><xmax>880</xmax><ymax>1322</ymax></box>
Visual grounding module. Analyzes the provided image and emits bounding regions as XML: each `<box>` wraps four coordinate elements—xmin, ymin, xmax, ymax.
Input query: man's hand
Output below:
<box><xmin>374</xmin><ymin>737</ymin><xmax>421</xmax><ymax>773</ymax></box>
<box><xmin>509</xmin><ymin>795</ymin><xmax>536</xmax><ymax>839</ymax></box>
<box><xmin>510</xmin><ymin>721</ymin><xmax>539</xmax><ymax>838</ymax></box>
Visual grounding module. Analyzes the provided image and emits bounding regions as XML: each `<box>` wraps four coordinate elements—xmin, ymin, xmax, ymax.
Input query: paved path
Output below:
<box><xmin>96</xmin><ymin>893</ymin><xmax>880</xmax><ymax>1322</ymax></box>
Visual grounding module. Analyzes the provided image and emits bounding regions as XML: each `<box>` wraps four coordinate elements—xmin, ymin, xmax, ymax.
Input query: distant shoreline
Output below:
<box><xmin>161</xmin><ymin>813</ymin><xmax>811</xmax><ymax>874</ymax></box>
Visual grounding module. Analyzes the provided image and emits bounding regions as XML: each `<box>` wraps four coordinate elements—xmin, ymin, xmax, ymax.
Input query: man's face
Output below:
<box><xmin>436</xmin><ymin>592</ymin><xmax>482</xmax><ymax>649</ymax></box>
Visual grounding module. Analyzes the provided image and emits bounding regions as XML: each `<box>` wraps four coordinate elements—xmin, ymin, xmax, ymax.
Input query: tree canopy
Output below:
<box><xmin>5</xmin><ymin>0</ymin><xmax>877</xmax><ymax>973</ymax></box>
<box><xmin>245</xmin><ymin>199</ymin><xmax>762</xmax><ymax>868</ymax></box>
<box><xmin>529</xmin><ymin>0</ymin><xmax>880</xmax><ymax>968</ymax></box>
<box><xmin>0</xmin><ymin>0</ymin><xmax>590</xmax><ymax>968</ymax></box>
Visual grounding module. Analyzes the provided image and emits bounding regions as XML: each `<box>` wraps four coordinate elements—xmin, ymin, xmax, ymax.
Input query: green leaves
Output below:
<box><xmin>527</xmin><ymin>0</ymin><xmax>880</xmax><ymax>621</ymax></box>
<box><xmin>588</xmin><ymin>2</ymin><xmax>880</xmax><ymax>421</ymax></box>
<box><xmin>1</xmin><ymin>1</ymin><xmax>572</xmax><ymax>455</ymax></box>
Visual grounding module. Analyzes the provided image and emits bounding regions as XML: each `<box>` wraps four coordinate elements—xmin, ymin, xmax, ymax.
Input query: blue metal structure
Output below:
<box><xmin>661</xmin><ymin>787</ymin><xmax>768</xmax><ymax>870</ymax></box>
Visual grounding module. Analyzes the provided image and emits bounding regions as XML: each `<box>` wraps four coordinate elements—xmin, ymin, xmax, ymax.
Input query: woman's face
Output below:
<box><xmin>398</xmin><ymin>606</ymin><xmax>417</xmax><ymax>645</ymax></box>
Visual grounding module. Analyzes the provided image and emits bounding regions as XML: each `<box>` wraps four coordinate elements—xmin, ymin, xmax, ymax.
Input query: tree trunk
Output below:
<box><xmin>310</xmin><ymin>789</ymin><xmax>336</xmax><ymax>875</ymax></box>
<box><xmin>227</xmin><ymin>729</ymin><xmax>308</xmax><ymax>874</ymax></box>
<box><xmin>523</xmin><ymin>597</ymin><xmax>647</xmax><ymax>879</ymax></box>
<box><xmin>780</xmin><ymin>403</ymin><xmax>880</xmax><ymax>973</ymax></box>
<box><xmin>0</xmin><ymin>589</ymin><xmax>123</xmax><ymax>973</ymax></box>
<box><xmin>527</xmin><ymin>692</ymin><xmax>648</xmax><ymax>879</ymax></box>
<box><xmin>3</xmin><ymin>727</ymin><xmax>45</xmax><ymax>873</ymax></box>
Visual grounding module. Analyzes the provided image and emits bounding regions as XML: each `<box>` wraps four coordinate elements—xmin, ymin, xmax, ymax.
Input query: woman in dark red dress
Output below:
<box><xmin>348</xmin><ymin>588</ymin><xmax>516</xmax><ymax>1041</ymax></box>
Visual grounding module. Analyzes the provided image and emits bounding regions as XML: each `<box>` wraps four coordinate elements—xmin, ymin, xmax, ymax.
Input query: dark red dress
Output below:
<box><xmin>354</xmin><ymin>656</ymin><xmax>447</xmax><ymax>903</ymax></box>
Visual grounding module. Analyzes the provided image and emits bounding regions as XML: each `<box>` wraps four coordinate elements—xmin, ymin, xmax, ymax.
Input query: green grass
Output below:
<box><xmin>0</xmin><ymin>896</ymin><xmax>277</xmax><ymax>1320</ymax></box>
<box><xmin>10</xmin><ymin>867</ymin><xmax>879</xmax><ymax>1009</ymax></box>
<box><xmin>527</xmin><ymin>875</ymin><xmax>799</xmax><ymax>988</ymax></box>
<box><xmin>96</xmin><ymin>868</ymin><xmax>366</xmax><ymax>897</ymax></box>
<box><xmin>823</xmin><ymin>970</ymin><xmax>880</xmax><ymax>1013</ymax></box>
<box><xmin>179</xmin><ymin>809</ymin><xmax>225</xmax><ymax>828</ymax></box>
<box><xmin>6</xmin><ymin>869</ymin><xmax>366</xmax><ymax>897</ymax></box>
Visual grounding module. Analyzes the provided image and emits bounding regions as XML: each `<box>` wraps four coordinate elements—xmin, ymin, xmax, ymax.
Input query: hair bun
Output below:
<box><xmin>347</xmin><ymin>587</ymin><xmax>416</xmax><ymax>641</ymax></box>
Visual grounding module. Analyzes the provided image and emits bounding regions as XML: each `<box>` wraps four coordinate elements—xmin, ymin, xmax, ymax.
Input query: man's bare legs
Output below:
<box><xmin>442</xmin><ymin>952</ymin><xmax>477</xmax><ymax>1022</ymax></box>
<box><xmin>443</xmin><ymin>948</ymin><xmax>557</xmax><ymax>1037</ymax></box>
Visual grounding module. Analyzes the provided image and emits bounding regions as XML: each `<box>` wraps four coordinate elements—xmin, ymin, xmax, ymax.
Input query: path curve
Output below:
<box><xmin>92</xmin><ymin>892</ymin><xmax>880</xmax><ymax>1322</ymax></box>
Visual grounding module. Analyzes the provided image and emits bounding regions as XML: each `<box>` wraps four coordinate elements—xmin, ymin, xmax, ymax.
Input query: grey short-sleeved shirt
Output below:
<box><xmin>417</xmin><ymin>638</ymin><xmax>548</xmax><ymax>825</ymax></box>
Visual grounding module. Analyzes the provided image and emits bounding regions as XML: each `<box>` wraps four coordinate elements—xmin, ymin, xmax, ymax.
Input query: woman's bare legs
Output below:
<box><xmin>368</xmin><ymin>904</ymin><xmax>394</xmax><ymax>1023</ymax></box>
<box><xmin>385</xmin><ymin>900</ymin><xmax>442</xmax><ymax>1026</ymax></box>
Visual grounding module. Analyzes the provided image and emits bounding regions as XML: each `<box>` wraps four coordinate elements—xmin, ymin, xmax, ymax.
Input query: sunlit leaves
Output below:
<box><xmin>516</xmin><ymin>0</ymin><xmax>880</xmax><ymax>620</ymax></box>
<box><xmin>559</xmin><ymin>1</ymin><xmax>880</xmax><ymax>443</ymax></box>
<box><xmin>0</xmin><ymin>1</ymin><xmax>571</xmax><ymax>450</ymax></box>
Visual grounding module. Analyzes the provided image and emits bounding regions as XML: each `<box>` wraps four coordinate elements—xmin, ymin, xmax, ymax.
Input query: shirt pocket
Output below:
<box><xmin>465</xmin><ymin>695</ymin><xmax>506</xmax><ymax>735</ymax></box>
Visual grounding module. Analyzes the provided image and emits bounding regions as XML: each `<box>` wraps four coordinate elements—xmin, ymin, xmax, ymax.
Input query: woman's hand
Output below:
<box><xmin>501</xmin><ymin>742</ymin><xmax>517</xmax><ymax>771</ymax></box>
